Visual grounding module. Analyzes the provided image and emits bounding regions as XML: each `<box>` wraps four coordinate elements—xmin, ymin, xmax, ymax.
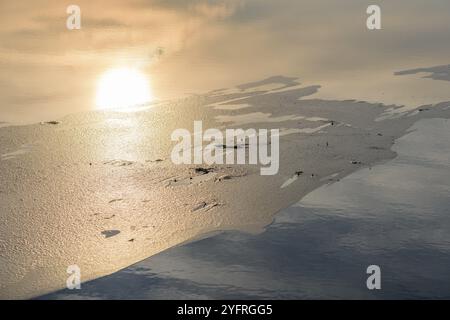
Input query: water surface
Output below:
<box><xmin>2</xmin><ymin>0</ymin><xmax>450</xmax><ymax>124</ymax></box>
<box><xmin>43</xmin><ymin>118</ymin><xmax>450</xmax><ymax>299</ymax></box>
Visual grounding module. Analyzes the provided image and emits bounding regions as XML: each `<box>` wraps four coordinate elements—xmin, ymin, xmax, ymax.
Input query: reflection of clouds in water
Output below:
<box><xmin>0</xmin><ymin>0</ymin><xmax>241</xmax><ymax>123</ymax></box>
<box><xmin>0</xmin><ymin>0</ymin><xmax>240</xmax><ymax>53</ymax></box>
<box><xmin>236</xmin><ymin>76</ymin><xmax>300</xmax><ymax>92</ymax></box>
<box><xmin>2</xmin><ymin>1</ymin><xmax>450</xmax><ymax>123</ymax></box>
<box><xmin>396</xmin><ymin>65</ymin><xmax>450</xmax><ymax>82</ymax></box>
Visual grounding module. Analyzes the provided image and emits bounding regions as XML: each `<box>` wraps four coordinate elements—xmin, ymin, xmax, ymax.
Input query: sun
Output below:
<box><xmin>96</xmin><ymin>68</ymin><xmax>152</xmax><ymax>110</ymax></box>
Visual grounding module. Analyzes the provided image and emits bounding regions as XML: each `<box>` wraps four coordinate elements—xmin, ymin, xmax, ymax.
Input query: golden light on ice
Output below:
<box><xmin>96</xmin><ymin>68</ymin><xmax>152</xmax><ymax>110</ymax></box>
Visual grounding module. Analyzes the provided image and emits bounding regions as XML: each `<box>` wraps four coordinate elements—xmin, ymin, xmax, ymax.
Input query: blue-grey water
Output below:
<box><xmin>43</xmin><ymin>118</ymin><xmax>450</xmax><ymax>299</ymax></box>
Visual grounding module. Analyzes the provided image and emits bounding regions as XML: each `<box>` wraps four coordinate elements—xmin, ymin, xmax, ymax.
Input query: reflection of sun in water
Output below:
<box><xmin>96</xmin><ymin>68</ymin><xmax>152</xmax><ymax>110</ymax></box>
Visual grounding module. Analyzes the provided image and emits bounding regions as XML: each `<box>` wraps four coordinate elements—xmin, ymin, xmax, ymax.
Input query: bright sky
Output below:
<box><xmin>1</xmin><ymin>0</ymin><xmax>450</xmax><ymax>123</ymax></box>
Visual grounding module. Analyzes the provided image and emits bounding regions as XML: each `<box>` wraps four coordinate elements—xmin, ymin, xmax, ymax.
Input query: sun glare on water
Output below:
<box><xmin>96</xmin><ymin>68</ymin><xmax>152</xmax><ymax>110</ymax></box>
